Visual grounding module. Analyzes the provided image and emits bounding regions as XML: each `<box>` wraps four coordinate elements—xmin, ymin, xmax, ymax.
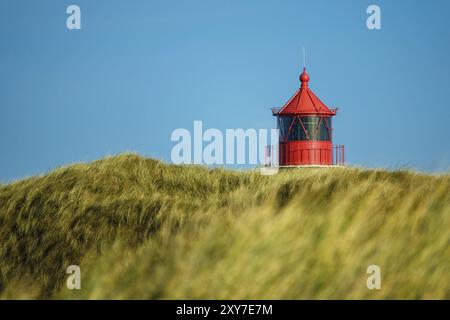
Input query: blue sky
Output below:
<box><xmin>1</xmin><ymin>0</ymin><xmax>450</xmax><ymax>181</ymax></box>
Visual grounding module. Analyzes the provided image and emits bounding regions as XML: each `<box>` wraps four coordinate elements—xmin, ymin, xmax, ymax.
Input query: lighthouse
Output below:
<box><xmin>271</xmin><ymin>68</ymin><xmax>344</xmax><ymax>166</ymax></box>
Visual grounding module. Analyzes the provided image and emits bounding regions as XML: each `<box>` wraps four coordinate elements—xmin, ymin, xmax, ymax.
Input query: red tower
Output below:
<box><xmin>272</xmin><ymin>68</ymin><xmax>344</xmax><ymax>166</ymax></box>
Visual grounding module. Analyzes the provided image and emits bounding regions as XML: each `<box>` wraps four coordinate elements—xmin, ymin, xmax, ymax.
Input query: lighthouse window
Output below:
<box><xmin>300</xmin><ymin>117</ymin><xmax>332</xmax><ymax>141</ymax></box>
<box><xmin>321</xmin><ymin>117</ymin><xmax>332</xmax><ymax>141</ymax></box>
<box><xmin>278</xmin><ymin>116</ymin><xmax>332</xmax><ymax>141</ymax></box>
<box><xmin>284</xmin><ymin>117</ymin><xmax>309</xmax><ymax>141</ymax></box>
<box><xmin>300</xmin><ymin>117</ymin><xmax>319</xmax><ymax>140</ymax></box>
<box><xmin>302</xmin><ymin>117</ymin><xmax>331</xmax><ymax>141</ymax></box>
<box><xmin>278</xmin><ymin>116</ymin><xmax>307</xmax><ymax>141</ymax></box>
<box><xmin>278</xmin><ymin>116</ymin><xmax>295</xmax><ymax>140</ymax></box>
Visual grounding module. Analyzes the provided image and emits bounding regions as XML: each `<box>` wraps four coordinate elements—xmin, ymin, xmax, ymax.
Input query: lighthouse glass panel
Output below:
<box><xmin>279</xmin><ymin>116</ymin><xmax>331</xmax><ymax>141</ymax></box>
<box><xmin>299</xmin><ymin>117</ymin><xmax>332</xmax><ymax>141</ymax></box>
<box><xmin>278</xmin><ymin>116</ymin><xmax>295</xmax><ymax>140</ymax></box>
<box><xmin>301</xmin><ymin>117</ymin><xmax>331</xmax><ymax>141</ymax></box>
<box><xmin>322</xmin><ymin>117</ymin><xmax>332</xmax><ymax>141</ymax></box>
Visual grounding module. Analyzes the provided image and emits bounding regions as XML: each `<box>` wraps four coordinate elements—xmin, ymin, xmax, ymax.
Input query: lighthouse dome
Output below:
<box><xmin>277</xmin><ymin>68</ymin><xmax>336</xmax><ymax>116</ymax></box>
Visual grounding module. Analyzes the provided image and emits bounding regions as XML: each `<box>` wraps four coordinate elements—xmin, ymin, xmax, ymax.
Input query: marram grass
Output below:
<box><xmin>0</xmin><ymin>153</ymin><xmax>449</xmax><ymax>299</ymax></box>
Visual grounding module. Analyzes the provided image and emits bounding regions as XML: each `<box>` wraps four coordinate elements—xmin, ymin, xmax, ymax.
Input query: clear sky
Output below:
<box><xmin>1</xmin><ymin>0</ymin><xmax>450</xmax><ymax>181</ymax></box>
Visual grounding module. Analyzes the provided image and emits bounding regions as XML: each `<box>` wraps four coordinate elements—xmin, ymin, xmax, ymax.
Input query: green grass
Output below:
<box><xmin>0</xmin><ymin>153</ymin><xmax>449</xmax><ymax>299</ymax></box>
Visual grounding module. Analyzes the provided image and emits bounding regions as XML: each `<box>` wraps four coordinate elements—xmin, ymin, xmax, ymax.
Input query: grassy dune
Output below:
<box><xmin>0</xmin><ymin>153</ymin><xmax>449</xmax><ymax>299</ymax></box>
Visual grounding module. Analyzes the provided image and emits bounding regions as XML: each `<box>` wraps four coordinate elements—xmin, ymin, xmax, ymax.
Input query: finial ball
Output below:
<box><xmin>300</xmin><ymin>68</ymin><xmax>310</xmax><ymax>84</ymax></box>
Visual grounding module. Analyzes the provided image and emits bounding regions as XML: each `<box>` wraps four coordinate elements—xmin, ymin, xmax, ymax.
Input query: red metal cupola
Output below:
<box><xmin>277</xmin><ymin>68</ymin><xmax>336</xmax><ymax>116</ymax></box>
<box><xmin>271</xmin><ymin>67</ymin><xmax>344</xmax><ymax>166</ymax></box>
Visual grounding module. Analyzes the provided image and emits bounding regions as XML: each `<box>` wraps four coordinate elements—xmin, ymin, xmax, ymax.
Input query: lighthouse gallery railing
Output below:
<box><xmin>264</xmin><ymin>145</ymin><xmax>345</xmax><ymax>166</ymax></box>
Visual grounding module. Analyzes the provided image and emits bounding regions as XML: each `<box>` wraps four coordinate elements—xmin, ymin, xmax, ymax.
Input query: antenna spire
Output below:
<box><xmin>302</xmin><ymin>47</ymin><xmax>306</xmax><ymax>68</ymax></box>
<box><xmin>300</xmin><ymin>46</ymin><xmax>309</xmax><ymax>87</ymax></box>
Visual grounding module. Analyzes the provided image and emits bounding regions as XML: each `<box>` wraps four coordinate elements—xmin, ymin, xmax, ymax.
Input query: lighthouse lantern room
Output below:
<box><xmin>271</xmin><ymin>68</ymin><xmax>345</xmax><ymax>166</ymax></box>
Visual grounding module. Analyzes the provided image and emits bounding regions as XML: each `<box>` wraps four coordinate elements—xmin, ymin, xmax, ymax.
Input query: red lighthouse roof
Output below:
<box><xmin>274</xmin><ymin>68</ymin><xmax>336</xmax><ymax>116</ymax></box>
